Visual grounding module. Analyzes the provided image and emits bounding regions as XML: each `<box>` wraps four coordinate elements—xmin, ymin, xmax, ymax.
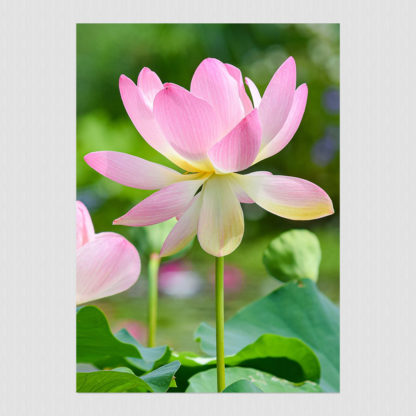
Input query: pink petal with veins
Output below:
<box><xmin>76</xmin><ymin>201</ymin><xmax>95</xmax><ymax>249</ymax></box>
<box><xmin>191</xmin><ymin>58</ymin><xmax>245</xmax><ymax>136</ymax></box>
<box><xmin>153</xmin><ymin>83</ymin><xmax>220</xmax><ymax>165</ymax></box>
<box><xmin>84</xmin><ymin>151</ymin><xmax>186</xmax><ymax>190</ymax></box>
<box><xmin>114</xmin><ymin>178</ymin><xmax>206</xmax><ymax>226</ymax></box>
<box><xmin>77</xmin><ymin>232</ymin><xmax>140</xmax><ymax>305</ymax></box>
<box><xmin>236</xmin><ymin>173</ymin><xmax>334</xmax><ymax>220</ymax></box>
<box><xmin>208</xmin><ymin>109</ymin><xmax>262</xmax><ymax>173</ymax></box>
<box><xmin>258</xmin><ymin>57</ymin><xmax>296</xmax><ymax>146</ymax></box>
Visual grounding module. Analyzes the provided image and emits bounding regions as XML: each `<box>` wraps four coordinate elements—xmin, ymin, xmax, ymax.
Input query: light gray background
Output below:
<box><xmin>0</xmin><ymin>0</ymin><xmax>414</xmax><ymax>415</ymax></box>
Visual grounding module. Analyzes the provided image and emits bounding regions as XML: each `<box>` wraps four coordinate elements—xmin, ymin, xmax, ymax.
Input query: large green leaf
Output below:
<box><xmin>77</xmin><ymin>306</ymin><xmax>141</xmax><ymax>363</ymax></box>
<box><xmin>77</xmin><ymin>306</ymin><xmax>170</xmax><ymax>372</ymax></box>
<box><xmin>263</xmin><ymin>229</ymin><xmax>321</xmax><ymax>282</ymax></box>
<box><xmin>77</xmin><ymin>368</ymin><xmax>149</xmax><ymax>392</ymax></box>
<box><xmin>140</xmin><ymin>361</ymin><xmax>181</xmax><ymax>392</ymax></box>
<box><xmin>186</xmin><ymin>367</ymin><xmax>322</xmax><ymax>393</ymax></box>
<box><xmin>77</xmin><ymin>361</ymin><xmax>180</xmax><ymax>392</ymax></box>
<box><xmin>223</xmin><ymin>380</ymin><xmax>263</xmax><ymax>392</ymax></box>
<box><xmin>195</xmin><ymin>279</ymin><xmax>339</xmax><ymax>392</ymax></box>
<box><xmin>114</xmin><ymin>329</ymin><xmax>171</xmax><ymax>372</ymax></box>
<box><xmin>172</xmin><ymin>333</ymin><xmax>320</xmax><ymax>390</ymax></box>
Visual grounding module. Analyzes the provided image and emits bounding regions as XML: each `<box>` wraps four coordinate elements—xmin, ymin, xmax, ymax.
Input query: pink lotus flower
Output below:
<box><xmin>85</xmin><ymin>57</ymin><xmax>334</xmax><ymax>257</ymax></box>
<box><xmin>76</xmin><ymin>201</ymin><xmax>141</xmax><ymax>305</ymax></box>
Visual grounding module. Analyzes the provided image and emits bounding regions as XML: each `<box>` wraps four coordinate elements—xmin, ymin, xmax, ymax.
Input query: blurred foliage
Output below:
<box><xmin>77</xmin><ymin>24</ymin><xmax>339</xmax><ymax>351</ymax></box>
<box><xmin>263</xmin><ymin>229</ymin><xmax>321</xmax><ymax>282</ymax></box>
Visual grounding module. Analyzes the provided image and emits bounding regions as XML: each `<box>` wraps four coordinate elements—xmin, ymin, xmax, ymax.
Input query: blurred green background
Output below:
<box><xmin>77</xmin><ymin>24</ymin><xmax>339</xmax><ymax>352</ymax></box>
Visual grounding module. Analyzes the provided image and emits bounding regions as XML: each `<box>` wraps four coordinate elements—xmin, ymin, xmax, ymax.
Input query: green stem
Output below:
<box><xmin>148</xmin><ymin>252</ymin><xmax>160</xmax><ymax>348</ymax></box>
<box><xmin>215</xmin><ymin>256</ymin><xmax>225</xmax><ymax>392</ymax></box>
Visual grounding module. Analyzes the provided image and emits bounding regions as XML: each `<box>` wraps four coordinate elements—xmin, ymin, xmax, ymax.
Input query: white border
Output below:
<box><xmin>0</xmin><ymin>0</ymin><xmax>413</xmax><ymax>415</ymax></box>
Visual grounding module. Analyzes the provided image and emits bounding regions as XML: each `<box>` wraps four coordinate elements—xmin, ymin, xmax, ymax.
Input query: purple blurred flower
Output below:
<box><xmin>158</xmin><ymin>261</ymin><xmax>203</xmax><ymax>298</ymax></box>
<box><xmin>312</xmin><ymin>126</ymin><xmax>339</xmax><ymax>167</ymax></box>
<box><xmin>322</xmin><ymin>87</ymin><xmax>339</xmax><ymax>114</ymax></box>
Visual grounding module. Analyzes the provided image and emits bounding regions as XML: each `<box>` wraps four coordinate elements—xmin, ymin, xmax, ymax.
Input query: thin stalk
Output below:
<box><xmin>215</xmin><ymin>256</ymin><xmax>226</xmax><ymax>392</ymax></box>
<box><xmin>147</xmin><ymin>252</ymin><xmax>161</xmax><ymax>347</ymax></box>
